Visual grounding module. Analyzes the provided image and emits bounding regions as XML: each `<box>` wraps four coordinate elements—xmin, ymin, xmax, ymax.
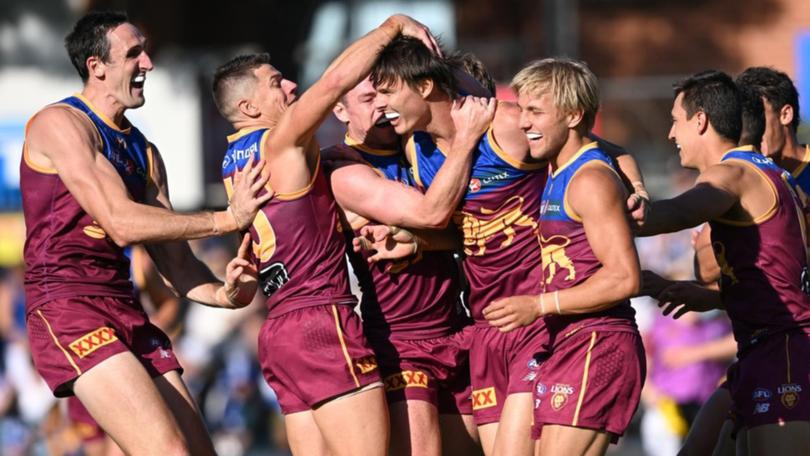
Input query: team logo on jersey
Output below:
<box><xmin>69</xmin><ymin>327</ymin><xmax>118</xmax><ymax>358</ymax></box>
<box><xmin>752</xmin><ymin>388</ymin><xmax>772</xmax><ymax>401</ymax></box>
<box><xmin>354</xmin><ymin>355</ymin><xmax>378</xmax><ymax>374</ymax></box>
<box><xmin>536</xmin><ymin>382</ymin><xmax>547</xmax><ymax>396</ymax></box>
<box><xmin>540</xmin><ymin>235</ymin><xmax>576</xmax><ymax>284</ymax></box>
<box><xmin>550</xmin><ymin>384</ymin><xmax>574</xmax><ymax>411</ymax></box>
<box><xmin>469</xmin><ymin>178</ymin><xmax>482</xmax><ymax>193</ymax></box>
<box><xmin>712</xmin><ymin>242</ymin><xmax>739</xmax><ymax>285</ymax></box>
<box><xmin>472</xmin><ymin>387</ymin><xmax>497</xmax><ymax>410</ymax></box>
<box><xmin>778</xmin><ymin>384</ymin><xmax>801</xmax><ymax>409</ymax></box>
<box><xmin>454</xmin><ymin>196</ymin><xmax>538</xmax><ymax>256</ymax></box>
<box><xmin>259</xmin><ymin>262</ymin><xmax>290</xmax><ymax>296</ymax></box>
<box><xmin>384</xmin><ymin>370</ymin><xmax>429</xmax><ymax>391</ymax></box>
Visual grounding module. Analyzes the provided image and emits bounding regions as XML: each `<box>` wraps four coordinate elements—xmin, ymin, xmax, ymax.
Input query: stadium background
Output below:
<box><xmin>0</xmin><ymin>0</ymin><xmax>808</xmax><ymax>454</ymax></box>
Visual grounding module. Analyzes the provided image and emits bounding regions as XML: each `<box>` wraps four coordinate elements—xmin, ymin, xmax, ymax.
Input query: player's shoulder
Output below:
<box><xmin>493</xmin><ymin>100</ymin><xmax>520</xmax><ymax>126</ymax></box>
<box><xmin>28</xmin><ymin>103</ymin><xmax>93</xmax><ymax>133</ymax></box>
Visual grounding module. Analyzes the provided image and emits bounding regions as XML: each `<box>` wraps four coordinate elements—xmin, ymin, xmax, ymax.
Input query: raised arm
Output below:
<box><xmin>484</xmin><ymin>165</ymin><xmax>640</xmax><ymax>331</ymax></box>
<box><xmin>26</xmin><ymin>106</ymin><xmax>270</xmax><ymax>246</ymax></box>
<box><xmin>330</xmin><ymin>97</ymin><xmax>495</xmax><ymax>229</ymax></box>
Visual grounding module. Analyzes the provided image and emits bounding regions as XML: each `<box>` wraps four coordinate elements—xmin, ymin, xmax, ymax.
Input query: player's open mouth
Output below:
<box><xmin>375</xmin><ymin>116</ymin><xmax>391</xmax><ymax>127</ymax></box>
<box><xmin>384</xmin><ymin>112</ymin><xmax>401</xmax><ymax>122</ymax></box>
<box><xmin>526</xmin><ymin>132</ymin><xmax>542</xmax><ymax>141</ymax></box>
<box><xmin>131</xmin><ymin>74</ymin><xmax>145</xmax><ymax>89</ymax></box>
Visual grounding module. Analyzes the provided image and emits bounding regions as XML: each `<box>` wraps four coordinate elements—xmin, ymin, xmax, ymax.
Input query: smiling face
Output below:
<box><xmin>334</xmin><ymin>78</ymin><xmax>398</xmax><ymax>148</ymax></box>
<box><xmin>93</xmin><ymin>23</ymin><xmax>153</xmax><ymax>109</ymax></box>
<box><xmin>668</xmin><ymin>92</ymin><xmax>704</xmax><ymax>169</ymax></box>
<box><xmin>373</xmin><ymin>78</ymin><xmax>430</xmax><ymax>136</ymax></box>
<box><xmin>249</xmin><ymin>64</ymin><xmax>298</xmax><ymax>123</ymax></box>
<box><xmin>517</xmin><ymin>89</ymin><xmax>576</xmax><ymax>161</ymax></box>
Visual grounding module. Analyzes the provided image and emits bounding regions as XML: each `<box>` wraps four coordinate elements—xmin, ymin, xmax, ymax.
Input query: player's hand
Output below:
<box><xmin>482</xmin><ymin>295</ymin><xmax>541</xmax><ymax>333</ymax></box>
<box><xmin>229</xmin><ymin>154</ymin><xmax>273</xmax><ymax>231</ymax></box>
<box><xmin>638</xmin><ymin>270</ymin><xmax>673</xmax><ymax>299</ymax></box>
<box><xmin>627</xmin><ymin>191</ymin><xmax>650</xmax><ymax>228</ymax></box>
<box><xmin>388</xmin><ymin>15</ymin><xmax>442</xmax><ymax>56</ymax></box>
<box><xmin>657</xmin><ymin>282</ymin><xmax>718</xmax><ymax>319</ymax></box>
<box><xmin>223</xmin><ymin>234</ymin><xmax>258</xmax><ymax>308</ymax></box>
<box><xmin>353</xmin><ymin>225</ymin><xmax>420</xmax><ymax>273</ymax></box>
<box><xmin>450</xmin><ymin>96</ymin><xmax>496</xmax><ymax>153</ymax></box>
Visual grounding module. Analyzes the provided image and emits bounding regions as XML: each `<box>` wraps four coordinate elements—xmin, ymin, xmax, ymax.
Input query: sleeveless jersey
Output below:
<box><xmin>328</xmin><ymin>135</ymin><xmax>464</xmax><ymax>340</ymax></box>
<box><xmin>538</xmin><ymin>142</ymin><xmax>636</xmax><ymax>336</ymax></box>
<box><xmin>407</xmin><ymin>127</ymin><xmax>546</xmax><ymax>321</ymax></box>
<box><xmin>708</xmin><ymin>147</ymin><xmax>810</xmax><ymax>350</ymax></box>
<box><xmin>21</xmin><ymin>94</ymin><xmax>152</xmax><ymax>310</ymax></box>
<box><xmin>221</xmin><ymin>128</ymin><xmax>355</xmax><ymax>317</ymax></box>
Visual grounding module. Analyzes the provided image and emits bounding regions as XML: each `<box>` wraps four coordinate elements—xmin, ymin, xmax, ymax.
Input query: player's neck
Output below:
<box><xmin>232</xmin><ymin>117</ymin><xmax>275</xmax><ymax>134</ymax></box>
<box><xmin>80</xmin><ymin>86</ymin><xmax>127</xmax><ymax>128</ymax></box>
<box><xmin>777</xmin><ymin>134</ymin><xmax>807</xmax><ymax>174</ymax></box>
<box><xmin>700</xmin><ymin>137</ymin><xmax>738</xmax><ymax>172</ymax></box>
<box><xmin>425</xmin><ymin>99</ymin><xmax>455</xmax><ymax>150</ymax></box>
<box><xmin>550</xmin><ymin>132</ymin><xmax>589</xmax><ymax>172</ymax></box>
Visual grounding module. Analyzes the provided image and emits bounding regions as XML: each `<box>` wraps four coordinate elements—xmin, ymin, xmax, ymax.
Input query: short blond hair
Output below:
<box><xmin>511</xmin><ymin>58</ymin><xmax>599</xmax><ymax>131</ymax></box>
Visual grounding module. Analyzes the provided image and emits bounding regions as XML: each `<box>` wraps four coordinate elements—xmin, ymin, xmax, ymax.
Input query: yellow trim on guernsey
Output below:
<box><xmin>572</xmin><ymin>331</ymin><xmax>597</xmax><ymax>427</ymax></box>
<box><xmin>36</xmin><ymin>310</ymin><xmax>82</xmax><ymax>376</ymax></box>
<box><xmin>332</xmin><ymin>305</ymin><xmax>360</xmax><ymax>388</ymax></box>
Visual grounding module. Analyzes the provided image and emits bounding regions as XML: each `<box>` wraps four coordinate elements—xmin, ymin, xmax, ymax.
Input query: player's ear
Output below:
<box><xmin>566</xmin><ymin>109</ymin><xmax>585</xmax><ymax>129</ymax></box>
<box><xmin>333</xmin><ymin>102</ymin><xmax>349</xmax><ymax>124</ymax></box>
<box><xmin>695</xmin><ymin>111</ymin><xmax>709</xmax><ymax>135</ymax></box>
<box><xmin>780</xmin><ymin>104</ymin><xmax>794</xmax><ymax>128</ymax></box>
<box><xmin>238</xmin><ymin>99</ymin><xmax>259</xmax><ymax>118</ymax></box>
<box><xmin>417</xmin><ymin>79</ymin><xmax>434</xmax><ymax>99</ymax></box>
<box><xmin>87</xmin><ymin>55</ymin><xmax>105</xmax><ymax>79</ymax></box>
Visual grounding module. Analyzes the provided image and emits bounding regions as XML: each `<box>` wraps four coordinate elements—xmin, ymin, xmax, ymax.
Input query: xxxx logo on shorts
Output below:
<box><xmin>354</xmin><ymin>355</ymin><xmax>378</xmax><ymax>374</ymax></box>
<box><xmin>384</xmin><ymin>370</ymin><xmax>429</xmax><ymax>391</ymax></box>
<box><xmin>69</xmin><ymin>327</ymin><xmax>118</xmax><ymax>358</ymax></box>
<box><xmin>472</xmin><ymin>387</ymin><xmax>497</xmax><ymax>410</ymax></box>
<box><xmin>778</xmin><ymin>383</ymin><xmax>802</xmax><ymax>409</ymax></box>
<box><xmin>550</xmin><ymin>384</ymin><xmax>574</xmax><ymax>411</ymax></box>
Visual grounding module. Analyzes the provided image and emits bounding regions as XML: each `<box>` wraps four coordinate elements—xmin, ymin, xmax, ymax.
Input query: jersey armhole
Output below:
<box><xmin>562</xmin><ymin>161</ymin><xmax>622</xmax><ymax>223</ymax></box>
<box><xmin>714</xmin><ymin>159</ymin><xmax>778</xmax><ymax>226</ymax></box>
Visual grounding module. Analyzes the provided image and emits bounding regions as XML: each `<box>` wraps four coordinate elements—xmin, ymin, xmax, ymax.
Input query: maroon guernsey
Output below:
<box><xmin>709</xmin><ymin>147</ymin><xmax>810</xmax><ymax>350</ymax></box>
<box><xmin>222</xmin><ymin>128</ymin><xmax>356</xmax><ymax>316</ymax></box>
<box><xmin>21</xmin><ymin>95</ymin><xmax>152</xmax><ymax>311</ymax></box>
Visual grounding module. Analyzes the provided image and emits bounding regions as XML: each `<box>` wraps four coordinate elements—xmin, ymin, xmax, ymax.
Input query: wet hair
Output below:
<box><xmin>212</xmin><ymin>53</ymin><xmax>272</xmax><ymax>120</ymax></box>
<box><xmin>447</xmin><ymin>51</ymin><xmax>496</xmax><ymax>97</ymax></box>
<box><xmin>736</xmin><ymin>66</ymin><xmax>800</xmax><ymax>130</ymax></box>
<box><xmin>511</xmin><ymin>57</ymin><xmax>600</xmax><ymax>131</ymax></box>
<box><xmin>371</xmin><ymin>35</ymin><xmax>457</xmax><ymax>98</ymax></box>
<box><xmin>65</xmin><ymin>11</ymin><xmax>129</xmax><ymax>82</ymax></box>
<box><xmin>736</xmin><ymin>79</ymin><xmax>766</xmax><ymax>147</ymax></box>
<box><xmin>673</xmin><ymin>70</ymin><xmax>741</xmax><ymax>144</ymax></box>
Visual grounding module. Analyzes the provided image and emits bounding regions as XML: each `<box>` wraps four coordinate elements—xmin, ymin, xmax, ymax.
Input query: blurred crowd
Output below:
<box><xmin>0</xmin><ymin>170</ymin><xmax>735</xmax><ymax>456</ymax></box>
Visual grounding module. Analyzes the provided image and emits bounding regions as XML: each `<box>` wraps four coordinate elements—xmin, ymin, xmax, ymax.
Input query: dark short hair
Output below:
<box><xmin>447</xmin><ymin>51</ymin><xmax>495</xmax><ymax>97</ymax></box>
<box><xmin>736</xmin><ymin>66</ymin><xmax>800</xmax><ymax>130</ymax></box>
<box><xmin>212</xmin><ymin>53</ymin><xmax>272</xmax><ymax>116</ymax></box>
<box><xmin>65</xmin><ymin>11</ymin><xmax>129</xmax><ymax>82</ymax></box>
<box><xmin>736</xmin><ymin>81</ymin><xmax>765</xmax><ymax>147</ymax></box>
<box><xmin>673</xmin><ymin>70</ymin><xmax>741</xmax><ymax>144</ymax></box>
<box><xmin>371</xmin><ymin>35</ymin><xmax>457</xmax><ymax>98</ymax></box>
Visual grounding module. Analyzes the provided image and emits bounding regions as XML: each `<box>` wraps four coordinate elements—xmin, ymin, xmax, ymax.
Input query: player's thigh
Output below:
<box><xmin>285</xmin><ymin>410</ymin><xmax>332</xmax><ymax>456</ymax></box>
<box><xmin>708</xmin><ymin>419</ymin><xmax>736</xmax><ymax>456</ymax></box>
<box><xmin>680</xmin><ymin>387</ymin><xmax>732</xmax><ymax>456</ymax></box>
<box><xmin>154</xmin><ymin>370</ymin><xmax>215</xmax><ymax>456</ymax></box>
<box><xmin>536</xmin><ymin>424</ymin><xmax>612</xmax><ymax>456</ymax></box>
<box><xmin>73</xmin><ymin>351</ymin><xmax>188</xmax><ymax>456</ymax></box>
<box><xmin>746</xmin><ymin>421</ymin><xmax>810</xmax><ymax>456</ymax></box>
<box><xmin>312</xmin><ymin>384</ymin><xmax>389</xmax><ymax>456</ymax></box>
<box><xmin>441</xmin><ymin>413</ymin><xmax>483</xmax><ymax>455</ymax></box>
<box><xmin>491</xmin><ymin>392</ymin><xmax>535</xmax><ymax>456</ymax></box>
<box><xmin>389</xmin><ymin>399</ymin><xmax>441</xmax><ymax>456</ymax></box>
<box><xmin>478</xmin><ymin>422</ymin><xmax>499</xmax><ymax>456</ymax></box>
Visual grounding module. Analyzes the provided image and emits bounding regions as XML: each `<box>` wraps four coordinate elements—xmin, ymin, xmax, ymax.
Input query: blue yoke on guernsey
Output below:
<box><xmin>21</xmin><ymin>94</ymin><xmax>152</xmax><ymax>308</ymax></box>
<box><xmin>221</xmin><ymin>128</ymin><xmax>356</xmax><ymax>317</ymax></box>
<box><xmin>406</xmin><ymin>126</ymin><xmax>547</xmax><ymax>322</ymax></box>
<box><xmin>791</xmin><ymin>145</ymin><xmax>810</xmax><ymax>195</ymax></box>
<box><xmin>538</xmin><ymin>142</ymin><xmax>636</xmax><ymax>339</ymax></box>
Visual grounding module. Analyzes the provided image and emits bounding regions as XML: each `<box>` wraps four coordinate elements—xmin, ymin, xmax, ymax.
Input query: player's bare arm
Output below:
<box><xmin>637</xmin><ymin>163</ymin><xmax>743</xmax><ymax>236</ymax></box>
<box><xmin>331</xmin><ymin>96</ymin><xmax>495</xmax><ymax>229</ymax></box>
<box><xmin>484</xmin><ymin>165</ymin><xmax>640</xmax><ymax>332</ymax></box>
<box><xmin>265</xmin><ymin>15</ymin><xmax>438</xmax><ymax>194</ymax></box>
<box><xmin>352</xmin><ymin>224</ymin><xmax>461</xmax><ymax>263</ymax></box>
<box><xmin>692</xmin><ymin>224</ymin><xmax>721</xmax><ymax>284</ymax></box>
<box><xmin>25</xmin><ymin>106</ymin><xmax>270</xmax><ymax>246</ymax></box>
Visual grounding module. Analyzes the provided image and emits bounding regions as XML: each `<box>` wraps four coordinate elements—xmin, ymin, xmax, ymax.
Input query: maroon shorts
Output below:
<box><xmin>258</xmin><ymin>304</ymin><xmax>381</xmax><ymax>415</ymax></box>
<box><xmin>370</xmin><ymin>327</ymin><xmax>472</xmax><ymax>415</ymax></box>
<box><xmin>728</xmin><ymin>330</ymin><xmax>810</xmax><ymax>433</ymax></box>
<box><xmin>469</xmin><ymin>321</ymin><xmax>549</xmax><ymax>425</ymax></box>
<box><xmin>532</xmin><ymin>329</ymin><xmax>645</xmax><ymax>442</ymax></box>
<box><xmin>26</xmin><ymin>296</ymin><xmax>181</xmax><ymax>397</ymax></box>
<box><xmin>67</xmin><ymin>396</ymin><xmax>105</xmax><ymax>443</ymax></box>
